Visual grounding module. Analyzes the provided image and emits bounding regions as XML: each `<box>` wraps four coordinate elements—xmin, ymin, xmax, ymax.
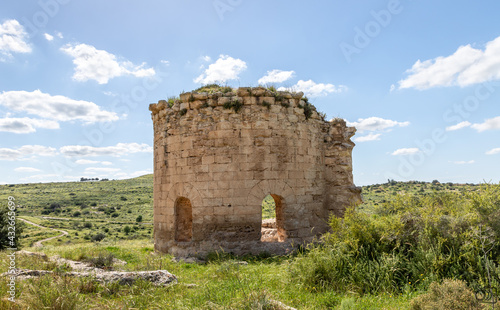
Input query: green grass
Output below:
<box><xmin>0</xmin><ymin>175</ymin><xmax>154</xmax><ymax>247</ymax></box>
<box><xmin>0</xmin><ymin>240</ymin><xmax>415</xmax><ymax>309</ymax></box>
<box><xmin>261</xmin><ymin>194</ymin><xmax>276</xmax><ymax>220</ymax></box>
<box><xmin>1</xmin><ymin>177</ymin><xmax>496</xmax><ymax>308</ymax></box>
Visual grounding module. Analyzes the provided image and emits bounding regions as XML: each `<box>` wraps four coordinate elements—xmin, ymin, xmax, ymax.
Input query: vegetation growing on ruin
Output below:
<box><xmin>175</xmin><ymin>84</ymin><xmax>326</xmax><ymax>121</ymax></box>
<box><xmin>222</xmin><ymin>99</ymin><xmax>243</xmax><ymax>112</ymax></box>
<box><xmin>193</xmin><ymin>83</ymin><xmax>233</xmax><ymax>94</ymax></box>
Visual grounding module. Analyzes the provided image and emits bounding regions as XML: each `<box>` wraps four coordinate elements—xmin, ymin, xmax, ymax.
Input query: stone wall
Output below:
<box><xmin>149</xmin><ymin>86</ymin><xmax>361</xmax><ymax>256</ymax></box>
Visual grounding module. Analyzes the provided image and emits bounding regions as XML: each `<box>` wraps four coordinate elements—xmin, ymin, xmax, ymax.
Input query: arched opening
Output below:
<box><xmin>175</xmin><ymin>197</ymin><xmax>192</xmax><ymax>242</ymax></box>
<box><xmin>261</xmin><ymin>194</ymin><xmax>286</xmax><ymax>242</ymax></box>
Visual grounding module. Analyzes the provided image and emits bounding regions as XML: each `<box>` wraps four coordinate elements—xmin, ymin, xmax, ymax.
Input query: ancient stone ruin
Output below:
<box><xmin>149</xmin><ymin>86</ymin><xmax>361</xmax><ymax>256</ymax></box>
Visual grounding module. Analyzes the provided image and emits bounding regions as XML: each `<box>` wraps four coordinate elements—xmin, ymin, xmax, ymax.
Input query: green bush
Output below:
<box><xmin>409</xmin><ymin>279</ymin><xmax>483</xmax><ymax>310</ymax></box>
<box><xmin>124</xmin><ymin>225</ymin><xmax>131</xmax><ymax>235</ymax></box>
<box><xmin>91</xmin><ymin>233</ymin><xmax>106</xmax><ymax>242</ymax></box>
<box><xmin>290</xmin><ymin>184</ymin><xmax>500</xmax><ymax>294</ymax></box>
<box><xmin>0</xmin><ymin>204</ymin><xmax>24</xmax><ymax>250</ymax></box>
<box><xmin>85</xmin><ymin>252</ymin><xmax>115</xmax><ymax>268</ymax></box>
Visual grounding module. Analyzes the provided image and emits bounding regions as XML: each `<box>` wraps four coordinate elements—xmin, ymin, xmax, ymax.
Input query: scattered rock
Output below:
<box><xmin>268</xmin><ymin>299</ymin><xmax>297</xmax><ymax>310</ymax></box>
<box><xmin>17</xmin><ymin>250</ymin><xmax>48</xmax><ymax>260</ymax></box>
<box><xmin>172</xmin><ymin>257</ymin><xmax>206</xmax><ymax>264</ymax></box>
<box><xmin>3</xmin><ymin>269</ymin><xmax>177</xmax><ymax>286</ymax></box>
<box><xmin>233</xmin><ymin>261</ymin><xmax>248</xmax><ymax>266</ymax></box>
<box><xmin>1</xmin><ymin>252</ymin><xmax>177</xmax><ymax>287</ymax></box>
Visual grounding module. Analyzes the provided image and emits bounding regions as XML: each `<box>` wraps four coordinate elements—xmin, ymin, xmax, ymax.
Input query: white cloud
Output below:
<box><xmin>391</xmin><ymin>148</ymin><xmax>420</xmax><ymax>156</ymax></box>
<box><xmin>60</xmin><ymin>143</ymin><xmax>152</xmax><ymax>157</ymax></box>
<box><xmin>75</xmin><ymin>159</ymin><xmax>113</xmax><ymax>165</ymax></box>
<box><xmin>452</xmin><ymin>160</ymin><xmax>475</xmax><ymax>165</ymax></box>
<box><xmin>202</xmin><ymin>56</ymin><xmax>211</xmax><ymax>62</ymax></box>
<box><xmin>471</xmin><ymin>116</ymin><xmax>500</xmax><ymax>132</ymax></box>
<box><xmin>486</xmin><ymin>148</ymin><xmax>500</xmax><ymax>155</ymax></box>
<box><xmin>0</xmin><ymin>117</ymin><xmax>59</xmax><ymax>133</ymax></box>
<box><xmin>113</xmin><ymin>169</ymin><xmax>152</xmax><ymax>180</ymax></box>
<box><xmin>0</xmin><ymin>145</ymin><xmax>58</xmax><ymax>161</ymax></box>
<box><xmin>194</xmin><ymin>54</ymin><xmax>247</xmax><ymax>84</ymax></box>
<box><xmin>14</xmin><ymin>167</ymin><xmax>41</xmax><ymax>172</ymax></box>
<box><xmin>61</xmin><ymin>43</ymin><xmax>155</xmax><ymax>84</ymax></box>
<box><xmin>0</xmin><ymin>90</ymin><xmax>118</xmax><ymax>124</ymax></box>
<box><xmin>56</xmin><ymin>32</ymin><xmax>63</xmax><ymax>39</ymax></box>
<box><xmin>446</xmin><ymin>121</ymin><xmax>471</xmax><ymax>131</ymax></box>
<box><xmin>347</xmin><ymin>117</ymin><xmax>410</xmax><ymax>133</ymax></box>
<box><xmin>398</xmin><ymin>36</ymin><xmax>500</xmax><ymax>89</ymax></box>
<box><xmin>353</xmin><ymin>133</ymin><xmax>381</xmax><ymax>142</ymax></box>
<box><xmin>21</xmin><ymin>173</ymin><xmax>61</xmax><ymax>181</ymax></box>
<box><xmin>75</xmin><ymin>159</ymin><xmax>99</xmax><ymax>165</ymax></box>
<box><xmin>257</xmin><ymin>69</ymin><xmax>295</xmax><ymax>85</ymax></box>
<box><xmin>279</xmin><ymin>80</ymin><xmax>347</xmax><ymax>97</ymax></box>
<box><xmin>0</xmin><ymin>19</ymin><xmax>31</xmax><ymax>59</ymax></box>
<box><xmin>85</xmin><ymin>167</ymin><xmax>121</xmax><ymax>174</ymax></box>
<box><xmin>44</xmin><ymin>33</ymin><xmax>54</xmax><ymax>41</ymax></box>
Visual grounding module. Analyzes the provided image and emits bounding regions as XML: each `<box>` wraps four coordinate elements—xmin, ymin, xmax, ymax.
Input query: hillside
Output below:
<box><xmin>0</xmin><ymin>175</ymin><xmax>483</xmax><ymax>247</ymax></box>
<box><xmin>1</xmin><ymin>177</ymin><xmax>497</xmax><ymax>309</ymax></box>
<box><xmin>0</xmin><ymin>175</ymin><xmax>154</xmax><ymax>247</ymax></box>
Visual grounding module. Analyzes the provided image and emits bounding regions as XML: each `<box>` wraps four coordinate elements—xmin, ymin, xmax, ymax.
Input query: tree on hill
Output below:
<box><xmin>0</xmin><ymin>205</ymin><xmax>24</xmax><ymax>250</ymax></box>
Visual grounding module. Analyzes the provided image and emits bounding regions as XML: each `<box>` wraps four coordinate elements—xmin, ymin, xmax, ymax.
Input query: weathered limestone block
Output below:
<box><xmin>149</xmin><ymin>87</ymin><xmax>361</xmax><ymax>257</ymax></box>
<box><xmin>192</xmin><ymin>92</ymin><xmax>208</xmax><ymax>100</ymax></box>
<box><xmin>179</xmin><ymin>92</ymin><xmax>191</xmax><ymax>101</ymax></box>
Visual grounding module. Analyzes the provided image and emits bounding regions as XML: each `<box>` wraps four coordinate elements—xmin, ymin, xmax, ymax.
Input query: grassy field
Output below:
<box><xmin>0</xmin><ymin>177</ymin><xmax>495</xmax><ymax>309</ymax></box>
<box><xmin>0</xmin><ymin>175</ymin><xmax>154</xmax><ymax>247</ymax></box>
<box><xmin>0</xmin><ymin>240</ymin><xmax>417</xmax><ymax>309</ymax></box>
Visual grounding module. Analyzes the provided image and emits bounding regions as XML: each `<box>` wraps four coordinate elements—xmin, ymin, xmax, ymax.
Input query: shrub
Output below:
<box><xmin>91</xmin><ymin>233</ymin><xmax>106</xmax><ymax>242</ymax></box>
<box><xmin>83</xmin><ymin>222</ymin><xmax>92</xmax><ymax>228</ymax></box>
<box><xmin>136</xmin><ymin>215</ymin><xmax>143</xmax><ymax>222</ymax></box>
<box><xmin>0</xmin><ymin>205</ymin><xmax>24</xmax><ymax>250</ymax></box>
<box><xmin>223</xmin><ymin>100</ymin><xmax>243</xmax><ymax>112</ymax></box>
<box><xmin>409</xmin><ymin>279</ymin><xmax>483</xmax><ymax>310</ymax></box>
<box><xmin>72</xmin><ymin>211</ymin><xmax>81</xmax><ymax>217</ymax></box>
<box><xmin>303</xmin><ymin>102</ymin><xmax>313</xmax><ymax>119</ymax></box>
<box><xmin>267</xmin><ymin>85</ymin><xmax>277</xmax><ymax>92</ymax></box>
<box><xmin>85</xmin><ymin>252</ymin><xmax>115</xmax><ymax>268</ymax></box>
<box><xmin>167</xmin><ymin>96</ymin><xmax>177</xmax><ymax>107</ymax></box>
<box><xmin>124</xmin><ymin>225</ymin><xmax>131</xmax><ymax>235</ymax></box>
<box><xmin>260</xmin><ymin>100</ymin><xmax>271</xmax><ymax>110</ymax></box>
<box><xmin>290</xmin><ymin>184</ymin><xmax>500</xmax><ymax>294</ymax></box>
<box><xmin>49</xmin><ymin>202</ymin><xmax>61</xmax><ymax>210</ymax></box>
<box><xmin>280</xmin><ymin>101</ymin><xmax>290</xmax><ymax>108</ymax></box>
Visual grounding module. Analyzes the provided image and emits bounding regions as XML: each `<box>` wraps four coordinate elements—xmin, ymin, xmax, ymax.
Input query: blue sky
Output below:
<box><xmin>1</xmin><ymin>0</ymin><xmax>500</xmax><ymax>186</ymax></box>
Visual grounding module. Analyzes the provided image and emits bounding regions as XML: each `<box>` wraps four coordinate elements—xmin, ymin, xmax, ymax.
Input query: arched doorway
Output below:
<box><xmin>175</xmin><ymin>197</ymin><xmax>192</xmax><ymax>242</ymax></box>
<box><xmin>261</xmin><ymin>194</ymin><xmax>286</xmax><ymax>242</ymax></box>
